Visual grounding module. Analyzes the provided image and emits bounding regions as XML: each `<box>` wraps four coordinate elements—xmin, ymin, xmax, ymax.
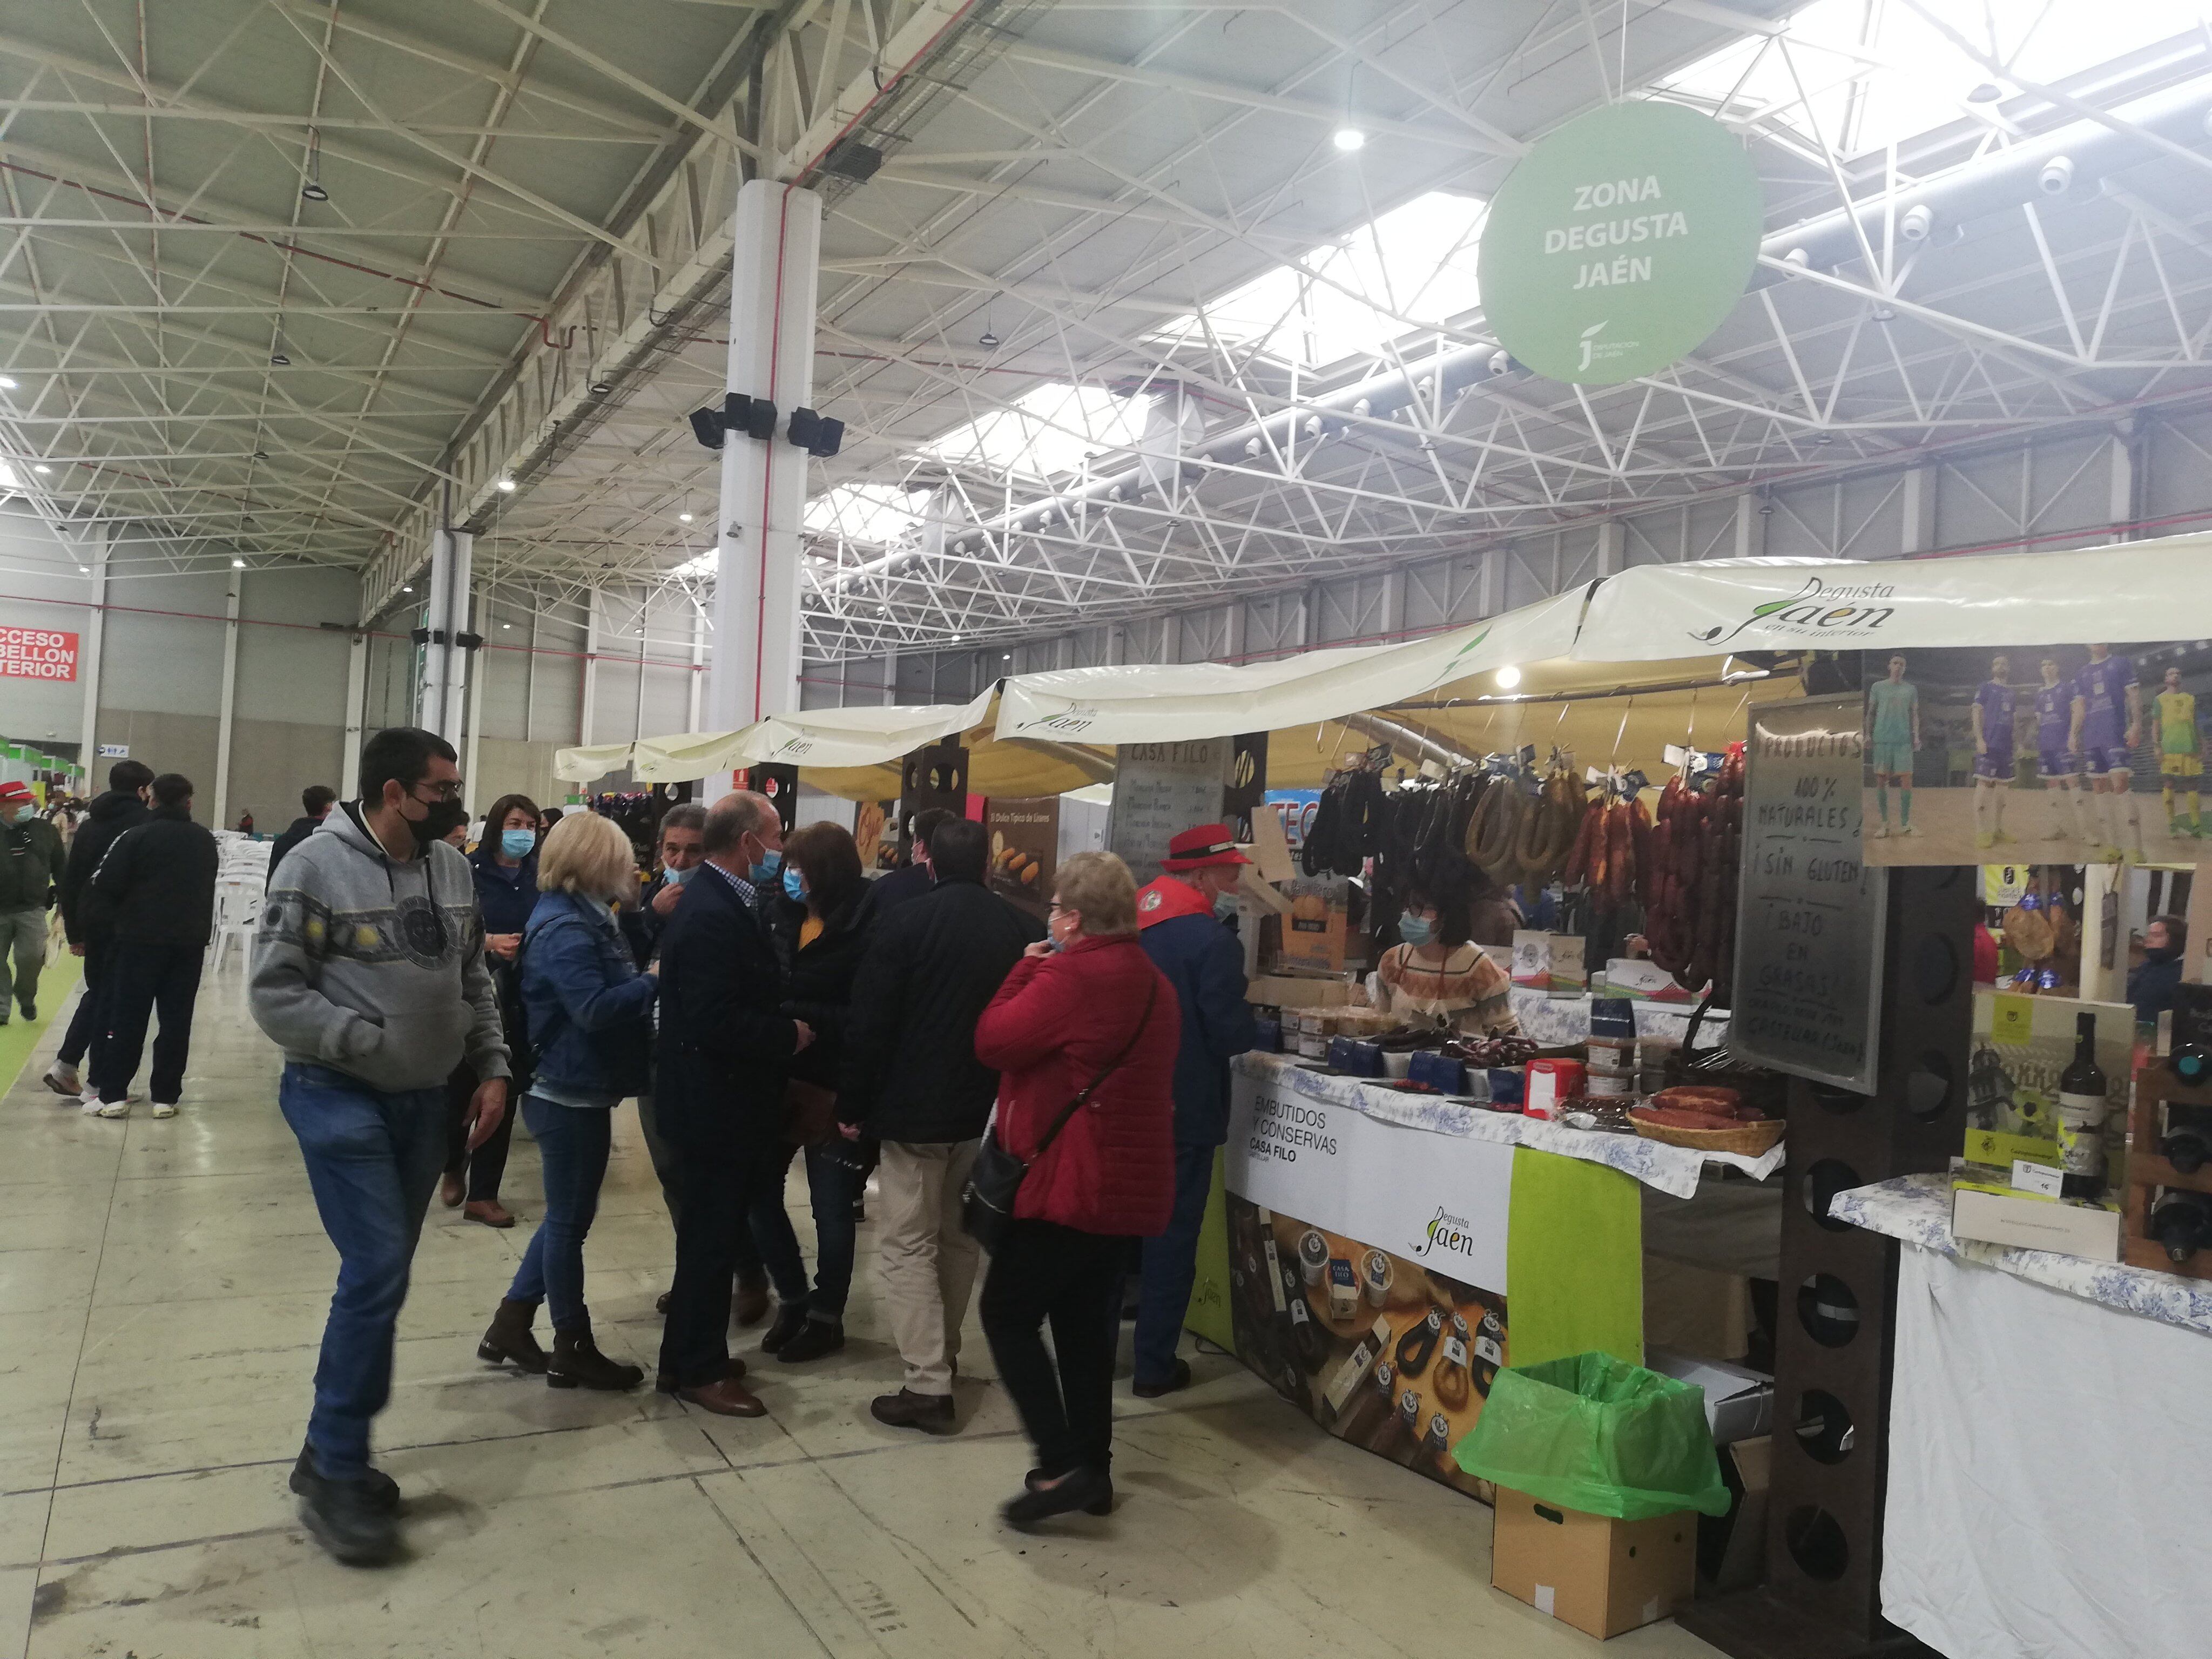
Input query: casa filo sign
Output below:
<box><xmin>1478</xmin><ymin>100</ymin><xmax>1765</xmax><ymax>385</ymax></box>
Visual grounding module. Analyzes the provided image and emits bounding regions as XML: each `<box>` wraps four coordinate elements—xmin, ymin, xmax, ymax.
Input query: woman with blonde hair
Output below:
<box><xmin>478</xmin><ymin>809</ymin><xmax>657</xmax><ymax>1391</ymax></box>
<box><xmin>975</xmin><ymin>850</ymin><xmax>1179</xmax><ymax>1528</ymax></box>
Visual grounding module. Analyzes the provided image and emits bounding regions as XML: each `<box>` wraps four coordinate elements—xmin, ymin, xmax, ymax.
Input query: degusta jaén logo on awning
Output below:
<box><xmin>1690</xmin><ymin>574</ymin><xmax>1900</xmax><ymax>646</ymax></box>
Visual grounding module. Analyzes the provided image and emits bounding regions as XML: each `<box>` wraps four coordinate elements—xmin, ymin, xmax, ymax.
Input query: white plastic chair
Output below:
<box><xmin>208</xmin><ymin>876</ymin><xmax>261</xmax><ymax>975</ymax></box>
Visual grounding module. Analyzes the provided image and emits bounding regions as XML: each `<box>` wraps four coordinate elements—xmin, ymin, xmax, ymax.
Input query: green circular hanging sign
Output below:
<box><xmin>1478</xmin><ymin>100</ymin><xmax>1764</xmax><ymax>385</ymax></box>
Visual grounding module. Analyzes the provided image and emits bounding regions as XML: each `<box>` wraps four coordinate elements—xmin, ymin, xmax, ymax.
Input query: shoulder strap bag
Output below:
<box><xmin>961</xmin><ymin>977</ymin><xmax>1158</xmax><ymax>1252</ymax></box>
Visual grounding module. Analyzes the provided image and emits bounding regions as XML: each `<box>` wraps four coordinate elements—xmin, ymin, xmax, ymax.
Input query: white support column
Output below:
<box><xmin>1476</xmin><ymin>549</ymin><xmax>1503</xmax><ymax>618</ymax></box>
<box><xmin>1732</xmin><ymin>495</ymin><xmax>1758</xmax><ymax>559</ymax></box>
<box><xmin>578</xmin><ymin>589</ymin><xmax>602</xmax><ymax>748</ymax></box>
<box><xmin>2108</xmin><ymin>421</ymin><xmax>2139</xmax><ymax>539</ymax></box>
<box><xmin>77</xmin><ymin>524</ymin><xmax>108</xmax><ymax>765</ymax></box>
<box><xmin>463</xmin><ymin>585</ymin><xmax>489</xmax><ymax>818</ymax></box>
<box><xmin>1594</xmin><ymin>520</ymin><xmax>1625</xmax><ymax>578</ymax></box>
<box><xmin>416</xmin><ymin>527</ymin><xmax>473</xmax><ymax>739</ymax></box>
<box><xmin>706</xmin><ymin>179</ymin><xmax>822</xmax><ymax>733</ymax></box>
<box><xmin>1900</xmin><ymin>462</ymin><xmax>1937</xmax><ymax>555</ymax></box>
<box><xmin>523</xmin><ymin>608</ymin><xmax>539</xmax><ymax>745</ymax></box>
<box><xmin>212</xmin><ymin>567</ymin><xmax>242</xmax><ymax>827</ymax></box>
<box><xmin>340</xmin><ymin>630</ymin><xmax>368</xmax><ymax>799</ymax></box>
<box><xmin>687</xmin><ymin>605</ymin><xmax>707</xmax><ymax>731</ymax></box>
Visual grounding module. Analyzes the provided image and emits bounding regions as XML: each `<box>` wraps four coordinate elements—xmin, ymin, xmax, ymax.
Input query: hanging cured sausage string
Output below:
<box><xmin>1642</xmin><ymin>742</ymin><xmax>1744</xmax><ymax>1002</ymax></box>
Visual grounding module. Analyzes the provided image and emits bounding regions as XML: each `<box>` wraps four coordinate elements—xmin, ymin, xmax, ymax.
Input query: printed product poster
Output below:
<box><xmin>1862</xmin><ymin>642</ymin><xmax>2211</xmax><ymax>866</ymax></box>
<box><xmin>1965</xmin><ymin>990</ymin><xmax>2135</xmax><ymax>1184</ymax></box>
<box><xmin>1224</xmin><ymin>1195</ymin><xmax>1506</xmax><ymax>1501</ymax></box>
<box><xmin>983</xmin><ymin>796</ymin><xmax>1057</xmax><ymax>919</ymax></box>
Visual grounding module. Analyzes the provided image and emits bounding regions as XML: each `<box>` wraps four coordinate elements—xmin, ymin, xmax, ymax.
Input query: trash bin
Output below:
<box><xmin>1455</xmin><ymin>1350</ymin><xmax>1732</xmax><ymax>1520</ymax></box>
<box><xmin>1459</xmin><ymin>1352</ymin><xmax>1732</xmax><ymax>1640</ymax></box>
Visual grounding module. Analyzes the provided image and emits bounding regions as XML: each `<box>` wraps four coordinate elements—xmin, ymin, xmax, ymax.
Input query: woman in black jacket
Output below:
<box><xmin>442</xmin><ymin>793</ymin><xmax>539</xmax><ymax>1226</ymax></box>
<box><xmin>754</xmin><ymin>821</ymin><xmax>872</xmax><ymax>1364</ymax></box>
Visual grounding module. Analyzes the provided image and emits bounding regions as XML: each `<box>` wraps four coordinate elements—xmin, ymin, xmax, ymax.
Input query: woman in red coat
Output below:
<box><xmin>976</xmin><ymin>850</ymin><xmax>1179</xmax><ymax>1528</ymax></box>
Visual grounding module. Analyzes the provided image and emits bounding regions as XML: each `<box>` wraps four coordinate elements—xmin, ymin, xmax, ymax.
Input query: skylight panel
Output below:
<box><xmin>920</xmin><ymin>383</ymin><xmax>1153</xmax><ymax>483</ymax></box>
<box><xmin>802</xmin><ymin>481</ymin><xmax>925</xmax><ymax>545</ymax></box>
<box><xmin>1660</xmin><ymin>0</ymin><xmax>2209</xmax><ymax>157</ymax></box>
<box><xmin>1150</xmin><ymin>190</ymin><xmax>1486</xmax><ymax>369</ymax></box>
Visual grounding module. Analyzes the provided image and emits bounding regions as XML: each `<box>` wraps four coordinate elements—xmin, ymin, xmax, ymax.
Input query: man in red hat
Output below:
<box><xmin>0</xmin><ymin>781</ymin><xmax>63</xmax><ymax>1025</ymax></box>
<box><xmin>1130</xmin><ymin>824</ymin><xmax>1258</xmax><ymax>1396</ymax></box>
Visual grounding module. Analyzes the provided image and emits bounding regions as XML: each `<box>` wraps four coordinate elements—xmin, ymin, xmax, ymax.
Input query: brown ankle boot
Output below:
<box><xmin>477</xmin><ymin>1298</ymin><xmax>548</xmax><ymax>1373</ymax></box>
<box><xmin>548</xmin><ymin>1320</ymin><xmax>644</xmax><ymax>1392</ymax></box>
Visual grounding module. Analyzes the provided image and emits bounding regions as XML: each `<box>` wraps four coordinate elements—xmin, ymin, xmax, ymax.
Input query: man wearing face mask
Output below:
<box><xmin>251</xmin><ymin>726</ymin><xmax>510</xmax><ymax>1566</ymax></box>
<box><xmin>1129</xmin><ymin>824</ymin><xmax>1258</xmax><ymax>1397</ymax></box>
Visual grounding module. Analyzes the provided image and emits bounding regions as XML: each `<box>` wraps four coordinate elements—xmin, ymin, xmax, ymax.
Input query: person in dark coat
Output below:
<box><xmin>476</xmin><ymin>811</ymin><xmax>658</xmax><ymax>1393</ymax></box>
<box><xmin>839</xmin><ymin>817</ymin><xmax>1042</xmax><ymax>1433</ymax></box>
<box><xmin>266</xmin><ymin>785</ymin><xmax>336</xmax><ymax>891</ymax></box>
<box><xmin>2130</xmin><ymin>914</ymin><xmax>2189</xmax><ymax>1026</ymax></box>
<box><xmin>859</xmin><ymin>806</ymin><xmax>952</xmax><ymax>924</ymax></box>
<box><xmin>441</xmin><ymin>793</ymin><xmax>539</xmax><ymax>1226</ymax></box>
<box><xmin>43</xmin><ymin>759</ymin><xmax>152</xmax><ymax>1102</ymax></box>
<box><xmin>656</xmin><ymin>791</ymin><xmax>811</xmax><ymax>1418</ymax></box>
<box><xmin>1129</xmin><ymin>824</ymin><xmax>1257</xmax><ymax>1396</ymax></box>
<box><xmin>977</xmin><ymin>849</ymin><xmax>1178</xmax><ymax>1528</ymax></box>
<box><xmin>84</xmin><ymin>772</ymin><xmax>219</xmax><ymax>1119</ymax></box>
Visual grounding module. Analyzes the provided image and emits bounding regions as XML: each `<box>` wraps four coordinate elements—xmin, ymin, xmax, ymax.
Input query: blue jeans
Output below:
<box><xmin>507</xmin><ymin>1096</ymin><xmax>612</xmax><ymax>1326</ymax></box>
<box><xmin>1134</xmin><ymin>1142</ymin><xmax>1217</xmax><ymax>1387</ymax></box>
<box><xmin>279</xmin><ymin>1063</ymin><xmax>449</xmax><ymax>1480</ymax></box>
<box><xmin>752</xmin><ymin>1143</ymin><xmax>860</xmax><ymax>1320</ymax></box>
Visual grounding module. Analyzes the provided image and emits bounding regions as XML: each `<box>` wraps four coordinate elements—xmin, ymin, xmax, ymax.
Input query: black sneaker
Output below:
<box><xmin>291</xmin><ymin>1441</ymin><xmax>400</xmax><ymax>1513</ymax></box>
<box><xmin>775</xmin><ymin>1318</ymin><xmax>846</xmax><ymax>1364</ymax></box>
<box><xmin>759</xmin><ymin>1301</ymin><xmax>810</xmax><ymax>1353</ymax></box>
<box><xmin>18</xmin><ymin>999</ymin><xmax>33</xmax><ymax>1022</ymax></box>
<box><xmin>291</xmin><ymin>1448</ymin><xmax>401</xmax><ymax>1566</ymax></box>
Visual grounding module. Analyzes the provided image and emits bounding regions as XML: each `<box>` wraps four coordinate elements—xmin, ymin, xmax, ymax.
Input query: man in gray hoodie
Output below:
<box><xmin>251</xmin><ymin>726</ymin><xmax>509</xmax><ymax>1566</ymax></box>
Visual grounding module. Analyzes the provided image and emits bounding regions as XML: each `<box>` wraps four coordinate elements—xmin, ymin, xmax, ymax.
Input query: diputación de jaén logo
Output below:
<box><xmin>1690</xmin><ymin>574</ymin><xmax>1899</xmax><ymax>646</ymax></box>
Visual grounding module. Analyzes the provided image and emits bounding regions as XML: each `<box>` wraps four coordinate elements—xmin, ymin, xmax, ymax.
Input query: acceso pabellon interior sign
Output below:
<box><xmin>1476</xmin><ymin>99</ymin><xmax>1765</xmax><ymax>386</ymax></box>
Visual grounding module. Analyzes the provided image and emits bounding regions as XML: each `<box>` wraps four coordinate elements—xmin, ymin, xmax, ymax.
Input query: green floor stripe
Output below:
<box><xmin>0</xmin><ymin>943</ymin><xmax>84</xmax><ymax>1097</ymax></box>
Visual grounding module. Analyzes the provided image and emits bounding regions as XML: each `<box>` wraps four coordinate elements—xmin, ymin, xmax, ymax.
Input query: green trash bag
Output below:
<box><xmin>1454</xmin><ymin>1351</ymin><xmax>1732</xmax><ymax>1521</ymax></box>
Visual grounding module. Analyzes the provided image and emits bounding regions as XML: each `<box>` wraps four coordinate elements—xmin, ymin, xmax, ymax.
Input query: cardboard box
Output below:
<box><xmin>1512</xmin><ymin>930</ymin><xmax>1587</xmax><ymax>994</ymax></box>
<box><xmin>1965</xmin><ymin>991</ymin><xmax>2134</xmax><ymax>1183</ymax></box>
<box><xmin>1282</xmin><ymin>876</ymin><xmax>1364</xmax><ymax>972</ymax></box>
<box><xmin>1645</xmin><ymin>1347</ymin><xmax>1775</xmax><ymax>1445</ymax></box>
<box><xmin>1698</xmin><ymin>1437</ymin><xmax>1770</xmax><ymax>1593</ymax></box>
<box><xmin>1950</xmin><ymin>1162</ymin><xmax>2122</xmax><ymax>1260</ymax></box>
<box><xmin>1246</xmin><ymin>974</ymin><xmax>1363</xmax><ymax>1010</ymax></box>
<box><xmin>1491</xmin><ymin>1487</ymin><xmax>1695</xmax><ymax>1640</ymax></box>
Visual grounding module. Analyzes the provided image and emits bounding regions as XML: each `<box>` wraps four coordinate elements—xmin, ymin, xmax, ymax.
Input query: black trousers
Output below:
<box><xmin>637</xmin><ymin>1089</ymin><xmax>765</xmax><ymax>1281</ymax></box>
<box><xmin>56</xmin><ymin>936</ymin><xmax>110</xmax><ymax>1074</ymax></box>
<box><xmin>442</xmin><ymin>1061</ymin><xmax>515</xmax><ymax>1202</ymax></box>
<box><xmin>658</xmin><ymin>1143</ymin><xmax>785</xmax><ymax>1388</ymax></box>
<box><xmin>93</xmin><ymin>941</ymin><xmax>203</xmax><ymax>1105</ymax></box>
<box><xmin>981</xmin><ymin>1219</ymin><xmax>1131</xmax><ymax>1477</ymax></box>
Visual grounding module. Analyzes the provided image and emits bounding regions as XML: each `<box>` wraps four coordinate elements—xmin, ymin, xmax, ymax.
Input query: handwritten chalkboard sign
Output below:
<box><xmin>1107</xmin><ymin>740</ymin><xmax>1229</xmax><ymax>884</ymax></box>
<box><xmin>1731</xmin><ymin>692</ymin><xmax>1888</xmax><ymax>1092</ymax></box>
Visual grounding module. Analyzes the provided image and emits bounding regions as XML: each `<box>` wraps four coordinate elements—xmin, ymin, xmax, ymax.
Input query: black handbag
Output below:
<box><xmin>961</xmin><ymin>979</ymin><xmax>1158</xmax><ymax>1251</ymax></box>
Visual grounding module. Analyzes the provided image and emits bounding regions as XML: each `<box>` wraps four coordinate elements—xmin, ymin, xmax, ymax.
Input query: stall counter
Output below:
<box><xmin>1834</xmin><ymin>1174</ymin><xmax>2212</xmax><ymax>1659</ymax></box>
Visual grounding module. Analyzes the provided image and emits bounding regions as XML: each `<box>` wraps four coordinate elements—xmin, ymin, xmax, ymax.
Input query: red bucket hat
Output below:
<box><xmin>1160</xmin><ymin>822</ymin><xmax>1251</xmax><ymax>872</ymax></box>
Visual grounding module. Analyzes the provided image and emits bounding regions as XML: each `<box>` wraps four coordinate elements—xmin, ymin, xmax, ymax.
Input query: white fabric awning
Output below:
<box><xmin>553</xmin><ymin>741</ymin><xmax>637</xmax><ymax>784</ymax></box>
<box><xmin>993</xmin><ymin>589</ymin><xmax>1587</xmax><ymax>745</ymax></box>
<box><xmin>613</xmin><ymin>691</ymin><xmax>997</xmax><ymax>783</ymax></box>
<box><xmin>1573</xmin><ymin>533</ymin><xmax>2212</xmax><ymax>661</ymax></box>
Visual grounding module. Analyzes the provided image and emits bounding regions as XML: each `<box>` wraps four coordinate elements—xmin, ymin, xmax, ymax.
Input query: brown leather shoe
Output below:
<box><xmin>440</xmin><ymin>1173</ymin><xmax>465</xmax><ymax>1209</ymax></box>
<box><xmin>655</xmin><ymin>1355</ymin><xmax>746</xmax><ymax>1393</ymax></box>
<box><xmin>677</xmin><ymin>1377</ymin><xmax>767</xmax><ymax>1418</ymax></box>
<box><xmin>731</xmin><ymin>1273</ymin><xmax>770</xmax><ymax>1328</ymax></box>
<box><xmin>870</xmin><ymin>1388</ymin><xmax>956</xmax><ymax>1434</ymax></box>
<box><xmin>464</xmin><ymin>1199</ymin><xmax>515</xmax><ymax>1229</ymax></box>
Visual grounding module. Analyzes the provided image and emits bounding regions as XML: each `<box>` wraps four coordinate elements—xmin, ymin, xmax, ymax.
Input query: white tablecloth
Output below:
<box><xmin>1235</xmin><ymin>1053</ymin><xmax>1784</xmax><ymax>1199</ymax></box>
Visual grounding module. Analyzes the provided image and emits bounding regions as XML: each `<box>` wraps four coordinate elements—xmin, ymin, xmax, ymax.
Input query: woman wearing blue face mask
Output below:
<box><xmin>441</xmin><ymin>792</ymin><xmax>542</xmax><ymax>1225</ymax></box>
<box><xmin>749</xmin><ymin>821</ymin><xmax>875</xmax><ymax>1362</ymax></box>
<box><xmin>1375</xmin><ymin>868</ymin><xmax>1518</xmax><ymax>1035</ymax></box>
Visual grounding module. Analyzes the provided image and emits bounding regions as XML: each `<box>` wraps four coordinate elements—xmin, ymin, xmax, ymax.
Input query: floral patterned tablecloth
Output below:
<box><xmin>1505</xmin><ymin>987</ymin><xmax>1730</xmax><ymax>1049</ymax></box>
<box><xmin>1234</xmin><ymin>1052</ymin><xmax>1784</xmax><ymax>1200</ymax></box>
<box><xmin>1830</xmin><ymin>1172</ymin><xmax>2212</xmax><ymax>1338</ymax></box>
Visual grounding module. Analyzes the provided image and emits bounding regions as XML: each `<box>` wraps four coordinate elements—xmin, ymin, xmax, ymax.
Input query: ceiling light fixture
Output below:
<box><xmin>231</xmin><ymin>558</ymin><xmax>246</xmax><ymax>569</ymax></box>
<box><xmin>1493</xmin><ymin>664</ymin><xmax>1522</xmax><ymax>690</ymax></box>
<box><xmin>1967</xmin><ymin>82</ymin><xmax>2003</xmax><ymax>103</ymax></box>
<box><xmin>678</xmin><ymin>510</ymin><xmax>694</xmax><ymax>523</ymax></box>
<box><xmin>269</xmin><ymin>352</ymin><xmax>290</xmax><ymax>366</ymax></box>
<box><xmin>300</xmin><ymin>181</ymin><xmax>328</xmax><ymax>203</ymax></box>
<box><xmin>0</xmin><ymin>376</ymin><xmax>16</xmax><ymax>390</ymax></box>
<box><xmin>32</xmin><ymin>463</ymin><xmax>51</xmax><ymax>475</ymax></box>
<box><xmin>1333</xmin><ymin>126</ymin><xmax>1366</xmax><ymax>152</ymax></box>
<box><xmin>401</xmin><ymin>585</ymin><xmax>413</xmax><ymax>594</ymax></box>
<box><xmin>495</xmin><ymin>477</ymin><xmax>516</xmax><ymax>493</ymax></box>
<box><xmin>979</xmin><ymin>329</ymin><xmax>999</xmax><ymax>349</ymax></box>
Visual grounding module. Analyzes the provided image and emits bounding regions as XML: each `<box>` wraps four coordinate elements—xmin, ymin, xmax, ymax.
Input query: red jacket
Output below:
<box><xmin>975</xmin><ymin>934</ymin><xmax>1180</xmax><ymax>1236</ymax></box>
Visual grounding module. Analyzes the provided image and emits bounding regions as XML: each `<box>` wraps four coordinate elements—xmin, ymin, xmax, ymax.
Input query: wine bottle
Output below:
<box><xmin>2161</xmin><ymin>1105</ymin><xmax>2212</xmax><ymax>1175</ymax></box>
<box><xmin>2055</xmin><ymin>1010</ymin><xmax>2109</xmax><ymax>1202</ymax></box>
<box><xmin>2171</xmin><ymin>1042</ymin><xmax>2209</xmax><ymax>1087</ymax></box>
<box><xmin>2149</xmin><ymin>1191</ymin><xmax>2212</xmax><ymax>1264</ymax></box>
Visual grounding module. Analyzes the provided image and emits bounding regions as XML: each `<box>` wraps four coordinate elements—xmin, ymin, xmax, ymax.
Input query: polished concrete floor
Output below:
<box><xmin>0</xmin><ymin>966</ymin><xmax>1724</xmax><ymax>1658</ymax></box>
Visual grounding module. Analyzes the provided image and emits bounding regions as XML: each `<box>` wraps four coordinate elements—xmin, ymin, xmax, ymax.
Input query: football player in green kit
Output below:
<box><xmin>1867</xmin><ymin>653</ymin><xmax>1920</xmax><ymax>838</ymax></box>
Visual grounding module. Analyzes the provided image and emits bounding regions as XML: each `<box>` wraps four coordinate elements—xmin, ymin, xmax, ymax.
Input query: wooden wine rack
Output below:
<box><xmin>2123</xmin><ymin>1063</ymin><xmax>2212</xmax><ymax>1282</ymax></box>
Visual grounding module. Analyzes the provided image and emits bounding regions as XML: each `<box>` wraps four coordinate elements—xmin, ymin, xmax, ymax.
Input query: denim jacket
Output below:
<box><xmin>520</xmin><ymin>889</ymin><xmax>657</xmax><ymax>1104</ymax></box>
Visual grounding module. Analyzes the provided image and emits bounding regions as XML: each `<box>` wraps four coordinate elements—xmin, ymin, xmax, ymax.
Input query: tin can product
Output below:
<box><xmin>1361</xmin><ymin>1249</ymin><xmax>1394</xmax><ymax>1307</ymax></box>
<box><xmin>1298</xmin><ymin>1229</ymin><xmax>1328</xmax><ymax>1286</ymax></box>
<box><xmin>1586</xmin><ymin>1071</ymin><xmax>1634</xmax><ymax>1097</ymax></box>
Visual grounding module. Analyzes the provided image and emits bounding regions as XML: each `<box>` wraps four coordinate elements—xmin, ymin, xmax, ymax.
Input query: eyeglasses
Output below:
<box><xmin>411</xmin><ymin>779</ymin><xmax>464</xmax><ymax>802</ymax></box>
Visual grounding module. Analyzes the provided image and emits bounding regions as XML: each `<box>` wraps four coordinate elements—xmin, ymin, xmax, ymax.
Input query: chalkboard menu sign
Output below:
<box><xmin>1731</xmin><ymin>692</ymin><xmax>1887</xmax><ymax>1092</ymax></box>
<box><xmin>1107</xmin><ymin>740</ymin><xmax>1229</xmax><ymax>884</ymax></box>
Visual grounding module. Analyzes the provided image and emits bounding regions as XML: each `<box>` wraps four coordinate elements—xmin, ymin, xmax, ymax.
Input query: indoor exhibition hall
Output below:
<box><xmin>4</xmin><ymin>1</ymin><xmax>2212</xmax><ymax>1655</ymax></box>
